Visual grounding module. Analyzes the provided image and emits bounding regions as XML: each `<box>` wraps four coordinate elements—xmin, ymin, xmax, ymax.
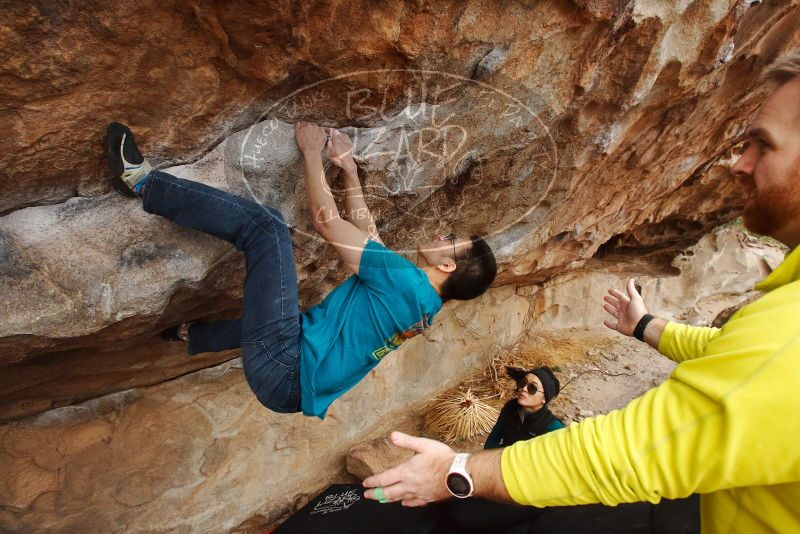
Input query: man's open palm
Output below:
<box><xmin>603</xmin><ymin>278</ymin><xmax>648</xmax><ymax>336</ymax></box>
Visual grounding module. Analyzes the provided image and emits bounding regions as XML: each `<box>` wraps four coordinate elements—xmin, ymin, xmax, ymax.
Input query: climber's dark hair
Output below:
<box><xmin>440</xmin><ymin>234</ymin><xmax>497</xmax><ymax>301</ymax></box>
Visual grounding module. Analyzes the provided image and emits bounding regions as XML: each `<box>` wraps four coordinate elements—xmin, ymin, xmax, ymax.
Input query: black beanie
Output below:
<box><xmin>531</xmin><ymin>367</ymin><xmax>560</xmax><ymax>403</ymax></box>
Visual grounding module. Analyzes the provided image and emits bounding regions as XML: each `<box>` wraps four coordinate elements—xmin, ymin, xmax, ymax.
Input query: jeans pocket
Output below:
<box><xmin>262</xmin><ymin>340</ymin><xmax>299</xmax><ymax>369</ymax></box>
<box><xmin>280</xmin><ymin>317</ymin><xmax>302</xmax><ymax>360</ymax></box>
<box><xmin>241</xmin><ymin>342</ymin><xmax>299</xmax><ymax>413</ymax></box>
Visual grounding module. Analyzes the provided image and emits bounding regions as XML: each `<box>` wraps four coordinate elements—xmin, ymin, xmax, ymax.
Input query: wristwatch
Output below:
<box><xmin>445</xmin><ymin>453</ymin><xmax>474</xmax><ymax>498</ymax></box>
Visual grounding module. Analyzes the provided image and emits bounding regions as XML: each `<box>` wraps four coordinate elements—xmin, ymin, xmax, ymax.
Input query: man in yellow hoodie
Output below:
<box><xmin>362</xmin><ymin>48</ymin><xmax>800</xmax><ymax>533</ymax></box>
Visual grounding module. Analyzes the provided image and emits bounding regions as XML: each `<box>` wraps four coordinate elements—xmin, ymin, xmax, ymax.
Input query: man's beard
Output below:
<box><xmin>742</xmin><ymin>167</ymin><xmax>800</xmax><ymax>239</ymax></box>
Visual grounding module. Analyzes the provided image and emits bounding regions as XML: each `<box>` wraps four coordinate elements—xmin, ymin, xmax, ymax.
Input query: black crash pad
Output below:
<box><xmin>274</xmin><ymin>484</ymin><xmax>699</xmax><ymax>534</ymax></box>
<box><xmin>274</xmin><ymin>484</ymin><xmax>442</xmax><ymax>534</ymax></box>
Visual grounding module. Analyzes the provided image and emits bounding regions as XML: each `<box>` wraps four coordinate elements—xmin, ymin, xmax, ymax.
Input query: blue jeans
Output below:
<box><xmin>142</xmin><ymin>171</ymin><xmax>301</xmax><ymax>413</ymax></box>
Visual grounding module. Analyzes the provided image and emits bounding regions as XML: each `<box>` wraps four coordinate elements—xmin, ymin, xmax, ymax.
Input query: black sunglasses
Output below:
<box><xmin>514</xmin><ymin>380</ymin><xmax>538</xmax><ymax>395</ymax></box>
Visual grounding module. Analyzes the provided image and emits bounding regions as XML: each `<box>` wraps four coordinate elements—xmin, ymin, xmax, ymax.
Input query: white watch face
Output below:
<box><xmin>446</xmin><ymin>472</ymin><xmax>472</xmax><ymax>498</ymax></box>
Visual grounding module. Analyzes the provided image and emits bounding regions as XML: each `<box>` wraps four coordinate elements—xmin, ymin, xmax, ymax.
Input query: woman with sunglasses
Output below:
<box><xmin>484</xmin><ymin>366</ymin><xmax>564</xmax><ymax>449</ymax></box>
<box><xmin>446</xmin><ymin>367</ymin><xmax>564</xmax><ymax>533</ymax></box>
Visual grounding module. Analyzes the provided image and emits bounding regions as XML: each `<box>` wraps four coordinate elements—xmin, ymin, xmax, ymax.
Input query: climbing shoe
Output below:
<box><xmin>106</xmin><ymin>122</ymin><xmax>152</xmax><ymax>197</ymax></box>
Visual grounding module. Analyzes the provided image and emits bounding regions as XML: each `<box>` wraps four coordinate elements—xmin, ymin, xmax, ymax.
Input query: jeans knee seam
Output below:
<box><xmin>259</xmin><ymin>216</ymin><xmax>295</xmax><ymax>354</ymax></box>
<box><xmin>285</xmin><ymin>377</ymin><xmax>299</xmax><ymax>411</ymax></box>
<box><xmin>272</xmin><ymin>223</ymin><xmax>288</xmax><ymax>347</ymax></box>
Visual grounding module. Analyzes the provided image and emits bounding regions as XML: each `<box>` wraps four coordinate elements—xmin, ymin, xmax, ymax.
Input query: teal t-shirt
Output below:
<box><xmin>299</xmin><ymin>240</ymin><xmax>443</xmax><ymax>418</ymax></box>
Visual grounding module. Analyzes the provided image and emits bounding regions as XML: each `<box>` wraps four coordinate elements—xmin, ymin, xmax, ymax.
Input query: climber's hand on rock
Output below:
<box><xmin>363</xmin><ymin>431</ymin><xmax>455</xmax><ymax>506</ymax></box>
<box><xmin>295</xmin><ymin>121</ymin><xmax>327</xmax><ymax>155</ymax></box>
<box><xmin>603</xmin><ymin>278</ymin><xmax>648</xmax><ymax>337</ymax></box>
<box><xmin>326</xmin><ymin>128</ymin><xmax>357</xmax><ymax>174</ymax></box>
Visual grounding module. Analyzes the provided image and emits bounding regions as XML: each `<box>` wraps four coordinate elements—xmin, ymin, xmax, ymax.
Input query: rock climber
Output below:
<box><xmin>105</xmin><ymin>121</ymin><xmax>497</xmax><ymax>418</ymax></box>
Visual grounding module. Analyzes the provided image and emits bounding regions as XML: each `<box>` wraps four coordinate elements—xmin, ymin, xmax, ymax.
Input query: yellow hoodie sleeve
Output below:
<box><xmin>657</xmin><ymin>321</ymin><xmax>721</xmax><ymax>363</ymax></box>
<box><xmin>501</xmin><ymin>376</ymin><xmax>717</xmax><ymax>507</ymax></box>
<box><xmin>500</xmin><ymin>328</ymin><xmax>800</xmax><ymax>508</ymax></box>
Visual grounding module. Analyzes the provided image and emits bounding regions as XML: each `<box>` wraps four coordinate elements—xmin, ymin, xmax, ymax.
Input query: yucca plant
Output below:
<box><xmin>422</xmin><ymin>389</ymin><xmax>499</xmax><ymax>443</ymax></box>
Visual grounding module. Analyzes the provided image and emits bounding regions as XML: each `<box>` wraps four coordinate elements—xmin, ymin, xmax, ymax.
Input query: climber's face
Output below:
<box><xmin>731</xmin><ymin>78</ymin><xmax>800</xmax><ymax>249</ymax></box>
<box><xmin>415</xmin><ymin>234</ymin><xmax>472</xmax><ymax>273</ymax></box>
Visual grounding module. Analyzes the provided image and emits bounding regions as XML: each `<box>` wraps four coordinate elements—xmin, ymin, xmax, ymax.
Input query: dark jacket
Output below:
<box><xmin>484</xmin><ymin>399</ymin><xmax>565</xmax><ymax>449</ymax></box>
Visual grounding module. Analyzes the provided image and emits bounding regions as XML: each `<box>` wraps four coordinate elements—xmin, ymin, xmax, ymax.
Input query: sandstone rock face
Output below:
<box><xmin>1</xmin><ymin>0</ymin><xmax>799</xmax><ymax>531</ymax></box>
<box><xmin>2</xmin><ymin>0</ymin><xmax>799</xmax><ymax>420</ymax></box>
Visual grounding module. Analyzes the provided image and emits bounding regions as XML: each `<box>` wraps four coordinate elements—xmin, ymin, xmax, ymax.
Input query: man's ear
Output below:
<box><xmin>437</xmin><ymin>259</ymin><xmax>457</xmax><ymax>274</ymax></box>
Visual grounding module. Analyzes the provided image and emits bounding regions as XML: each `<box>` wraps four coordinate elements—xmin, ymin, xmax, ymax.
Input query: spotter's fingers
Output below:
<box><xmin>609</xmin><ymin>289</ymin><xmax>629</xmax><ymax>302</ymax></box>
<box><xmin>603</xmin><ymin>304</ymin><xmax>619</xmax><ymax>318</ymax></box>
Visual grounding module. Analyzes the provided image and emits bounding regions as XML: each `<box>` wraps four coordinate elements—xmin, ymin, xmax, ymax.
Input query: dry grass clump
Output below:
<box><xmin>448</xmin><ymin>317</ymin><xmax>578</xmax><ymax>399</ymax></box>
<box><xmin>422</xmin><ymin>389</ymin><xmax>499</xmax><ymax>443</ymax></box>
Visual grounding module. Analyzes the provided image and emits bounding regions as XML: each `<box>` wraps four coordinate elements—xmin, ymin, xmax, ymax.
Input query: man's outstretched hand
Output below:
<box><xmin>295</xmin><ymin>121</ymin><xmax>327</xmax><ymax>155</ymax></box>
<box><xmin>363</xmin><ymin>432</ymin><xmax>455</xmax><ymax>507</ymax></box>
<box><xmin>603</xmin><ymin>278</ymin><xmax>648</xmax><ymax>337</ymax></box>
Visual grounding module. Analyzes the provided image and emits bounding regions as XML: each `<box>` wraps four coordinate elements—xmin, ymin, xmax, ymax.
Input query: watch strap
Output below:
<box><xmin>452</xmin><ymin>452</ymin><xmax>469</xmax><ymax>470</ymax></box>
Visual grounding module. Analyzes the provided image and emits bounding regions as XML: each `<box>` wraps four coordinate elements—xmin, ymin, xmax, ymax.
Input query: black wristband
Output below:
<box><xmin>633</xmin><ymin>314</ymin><xmax>655</xmax><ymax>342</ymax></box>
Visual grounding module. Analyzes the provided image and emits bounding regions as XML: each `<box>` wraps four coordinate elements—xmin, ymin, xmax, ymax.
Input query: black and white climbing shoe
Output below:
<box><xmin>106</xmin><ymin>122</ymin><xmax>152</xmax><ymax>197</ymax></box>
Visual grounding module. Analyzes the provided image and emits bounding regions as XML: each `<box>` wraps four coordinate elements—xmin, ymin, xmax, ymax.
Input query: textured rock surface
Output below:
<box><xmin>2</xmin><ymin>0</ymin><xmax>800</xmax><ymax>531</ymax></box>
<box><xmin>346</xmin><ymin>436</ymin><xmax>416</xmax><ymax>481</ymax></box>
<box><xmin>2</xmin><ymin>0</ymin><xmax>799</xmax><ymax>419</ymax></box>
<box><xmin>0</xmin><ymin>227</ymin><xmax>782</xmax><ymax>533</ymax></box>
